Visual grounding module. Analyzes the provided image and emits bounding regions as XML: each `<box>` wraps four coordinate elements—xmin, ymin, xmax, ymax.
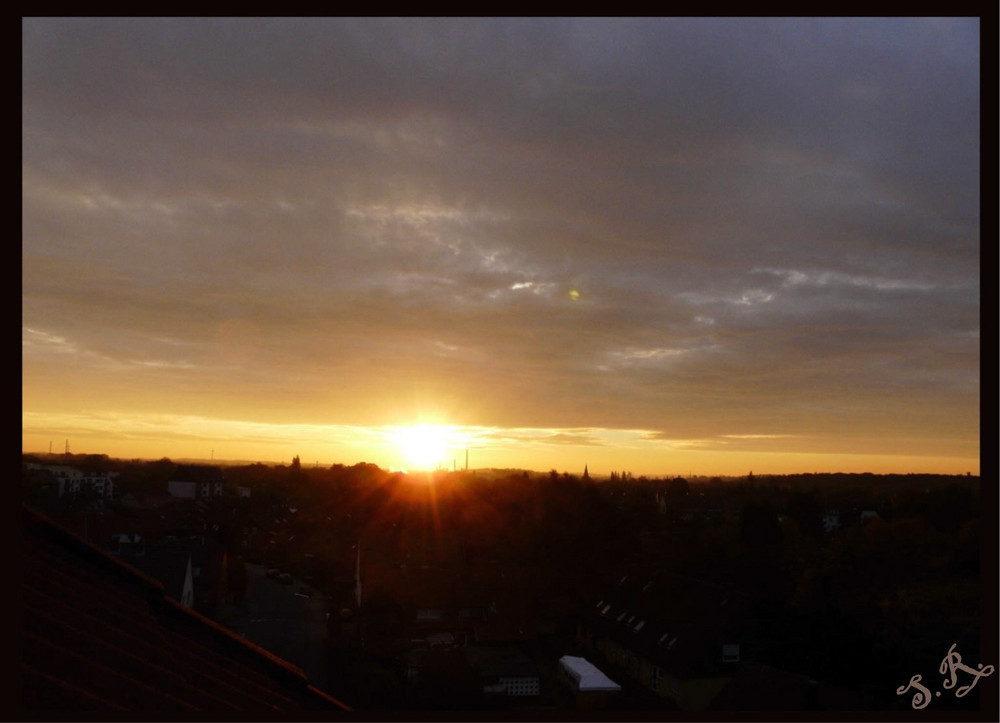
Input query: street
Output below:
<box><xmin>217</xmin><ymin>563</ymin><xmax>333</xmax><ymax>694</ymax></box>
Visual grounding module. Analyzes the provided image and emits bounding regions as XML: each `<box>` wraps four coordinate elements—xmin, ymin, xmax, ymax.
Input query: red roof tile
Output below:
<box><xmin>20</xmin><ymin>504</ymin><xmax>350</xmax><ymax>713</ymax></box>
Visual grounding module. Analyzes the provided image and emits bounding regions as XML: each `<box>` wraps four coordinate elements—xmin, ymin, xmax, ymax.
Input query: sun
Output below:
<box><xmin>392</xmin><ymin>424</ymin><xmax>452</xmax><ymax>471</ymax></box>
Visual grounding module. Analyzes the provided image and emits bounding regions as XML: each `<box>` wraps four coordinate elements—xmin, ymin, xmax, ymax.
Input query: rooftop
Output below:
<box><xmin>559</xmin><ymin>656</ymin><xmax>621</xmax><ymax>692</ymax></box>
<box><xmin>21</xmin><ymin>504</ymin><xmax>350</xmax><ymax>713</ymax></box>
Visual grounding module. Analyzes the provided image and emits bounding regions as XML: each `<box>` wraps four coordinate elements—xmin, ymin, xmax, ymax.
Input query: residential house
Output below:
<box><xmin>578</xmin><ymin>569</ymin><xmax>747</xmax><ymax>711</ymax></box>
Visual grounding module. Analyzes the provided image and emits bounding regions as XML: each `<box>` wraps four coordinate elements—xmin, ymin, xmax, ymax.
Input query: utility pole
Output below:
<box><xmin>355</xmin><ymin>541</ymin><xmax>362</xmax><ymax>609</ymax></box>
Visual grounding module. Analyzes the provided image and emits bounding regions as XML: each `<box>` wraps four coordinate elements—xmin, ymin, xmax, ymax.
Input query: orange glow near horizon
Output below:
<box><xmin>20</xmin><ymin>411</ymin><xmax>979</xmax><ymax>477</ymax></box>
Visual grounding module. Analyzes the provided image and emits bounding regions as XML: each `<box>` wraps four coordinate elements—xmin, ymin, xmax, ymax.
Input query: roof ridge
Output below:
<box><xmin>23</xmin><ymin>504</ymin><xmax>167</xmax><ymax>597</ymax></box>
<box><xmin>22</xmin><ymin>503</ymin><xmax>351</xmax><ymax>711</ymax></box>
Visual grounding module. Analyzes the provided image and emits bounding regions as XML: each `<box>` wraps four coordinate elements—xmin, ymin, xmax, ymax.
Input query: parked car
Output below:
<box><xmin>278</xmin><ymin>573</ymin><xmax>294</xmax><ymax>584</ymax></box>
<box><xmin>266</xmin><ymin>568</ymin><xmax>280</xmax><ymax>579</ymax></box>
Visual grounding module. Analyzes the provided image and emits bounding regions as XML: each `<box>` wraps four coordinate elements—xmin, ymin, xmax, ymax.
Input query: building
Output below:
<box><xmin>464</xmin><ymin>646</ymin><xmax>542</xmax><ymax>699</ymax></box>
<box><xmin>578</xmin><ymin>569</ymin><xmax>747</xmax><ymax>711</ymax></box>
<box><xmin>25</xmin><ymin>464</ymin><xmax>115</xmax><ymax>498</ymax></box>
<box><xmin>168</xmin><ymin>481</ymin><xmax>199</xmax><ymax>499</ymax></box>
<box><xmin>578</xmin><ymin>566</ymin><xmax>872</xmax><ymax>711</ymax></box>
<box><xmin>557</xmin><ymin>655</ymin><xmax>621</xmax><ymax>710</ymax></box>
<box><xmin>117</xmin><ymin>539</ymin><xmax>226</xmax><ymax>615</ymax></box>
<box><xmin>822</xmin><ymin>509</ymin><xmax>841</xmax><ymax>533</ymax></box>
<box><xmin>168</xmin><ymin>465</ymin><xmax>226</xmax><ymax>499</ymax></box>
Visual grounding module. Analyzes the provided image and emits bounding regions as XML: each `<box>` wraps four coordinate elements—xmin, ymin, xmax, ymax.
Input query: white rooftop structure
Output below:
<box><xmin>558</xmin><ymin>656</ymin><xmax>621</xmax><ymax>692</ymax></box>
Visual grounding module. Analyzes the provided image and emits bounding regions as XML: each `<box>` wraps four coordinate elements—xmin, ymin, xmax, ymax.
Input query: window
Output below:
<box><xmin>722</xmin><ymin>643</ymin><xmax>740</xmax><ymax>663</ymax></box>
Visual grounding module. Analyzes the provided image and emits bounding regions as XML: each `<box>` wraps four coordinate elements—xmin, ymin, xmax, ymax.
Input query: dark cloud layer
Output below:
<box><xmin>22</xmin><ymin>18</ymin><xmax>979</xmax><ymax>467</ymax></box>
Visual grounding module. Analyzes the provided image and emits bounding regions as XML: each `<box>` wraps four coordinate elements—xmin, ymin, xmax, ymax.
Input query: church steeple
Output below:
<box><xmin>583</xmin><ymin>465</ymin><xmax>590</xmax><ymax>480</ymax></box>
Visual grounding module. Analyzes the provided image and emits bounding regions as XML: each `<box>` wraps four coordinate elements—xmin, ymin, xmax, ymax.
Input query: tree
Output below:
<box><xmin>739</xmin><ymin>500</ymin><xmax>782</xmax><ymax>548</ymax></box>
<box><xmin>666</xmin><ymin>476</ymin><xmax>689</xmax><ymax>499</ymax></box>
<box><xmin>913</xmin><ymin>483</ymin><xmax>977</xmax><ymax>533</ymax></box>
<box><xmin>787</xmin><ymin>491</ymin><xmax>824</xmax><ymax>539</ymax></box>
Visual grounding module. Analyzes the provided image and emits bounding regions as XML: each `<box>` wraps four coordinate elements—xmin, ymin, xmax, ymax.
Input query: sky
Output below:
<box><xmin>22</xmin><ymin>18</ymin><xmax>981</xmax><ymax>476</ymax></box>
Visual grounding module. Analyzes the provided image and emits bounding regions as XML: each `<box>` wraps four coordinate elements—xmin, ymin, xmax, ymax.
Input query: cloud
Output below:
<box><xmin>22</xmin><ymin>18</ymin><xmax>979</xmax><ymax>469</ymax></box>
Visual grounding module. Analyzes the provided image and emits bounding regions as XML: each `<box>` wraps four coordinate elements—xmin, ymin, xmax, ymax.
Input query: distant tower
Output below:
<box><xmin>64</xmin><ymin>439</ymin><xmax>70</xmax><ymax>455</ymax></box>
<box><xmin>583</xmin><ymin>465</ymin><xmax>590</xmax><ymax>480</ymax></box>
<box><xmin>465</xmin><ymin>449</ymin><xmax>469</xmax><ymax>471</ymax></box>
